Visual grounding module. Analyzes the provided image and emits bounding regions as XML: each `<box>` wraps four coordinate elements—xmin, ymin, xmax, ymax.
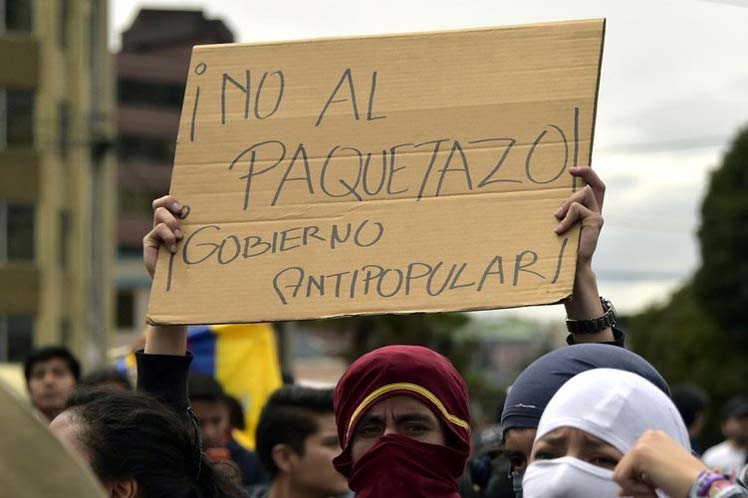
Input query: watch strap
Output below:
<box><xmin>566</xmin><ymin>297</ymin><xmax>617</xmax><ymax>334</ymax></box>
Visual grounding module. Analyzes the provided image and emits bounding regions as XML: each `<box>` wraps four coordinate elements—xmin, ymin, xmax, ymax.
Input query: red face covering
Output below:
<box><xmin>333</xmin><ymin>345</ymin><xmax>471</xmax><ymax>498</ymax></box>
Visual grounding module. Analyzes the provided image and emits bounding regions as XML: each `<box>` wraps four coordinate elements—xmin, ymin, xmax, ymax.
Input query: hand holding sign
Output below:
<box><xmin>555</xmin><ymin>166</ymin><xmax>605</xmax><ymax>266</ymax></box>
<box><xmin>143</xmin><ymin>195</ymin><xmax>187</xmax><ymax>278</ymax></box>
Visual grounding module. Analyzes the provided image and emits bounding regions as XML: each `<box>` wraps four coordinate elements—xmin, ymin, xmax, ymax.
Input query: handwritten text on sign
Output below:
<box><xmin>148</xmin><ymin>19</ymin><xmax>605</xmax><ymax>325</ymax></box>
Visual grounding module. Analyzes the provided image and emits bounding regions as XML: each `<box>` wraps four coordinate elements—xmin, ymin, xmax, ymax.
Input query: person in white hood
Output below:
<box><xmin>522</xmin><ymin>368</ymin><xmax>690</xmax><ymax>498</ymax></box>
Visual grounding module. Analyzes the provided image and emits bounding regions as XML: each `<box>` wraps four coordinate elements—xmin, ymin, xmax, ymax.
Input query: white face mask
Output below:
<box><xmin>522</xmin><ymin>457</ymin><xmax>620</xmax><ymax>498</ymax></box>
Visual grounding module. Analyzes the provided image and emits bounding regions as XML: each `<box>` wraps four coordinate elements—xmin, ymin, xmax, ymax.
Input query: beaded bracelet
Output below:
<box><xmin>690</xmin><ymin>471</ymin><xmax>732</xmax><ymax>498</ymax></box>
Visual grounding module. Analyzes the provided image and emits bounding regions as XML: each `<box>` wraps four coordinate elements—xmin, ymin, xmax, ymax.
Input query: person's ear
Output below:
<box><xmin>271</xmin><ymin>443</ymin><xmax>299</xmax><ymax>473</ymax></box>
<box><xmin>105</xmin><ymin>479</ymin><xmax>138</xmax><ymax>498</ymax></box>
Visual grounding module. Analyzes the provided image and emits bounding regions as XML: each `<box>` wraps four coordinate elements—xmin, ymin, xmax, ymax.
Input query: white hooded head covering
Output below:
<box><xmin>535</xmin><ymin>367</ymin><xmax>689</xmax><ymax>452</ymax></box>
<box><xmin>523</xmin><ymin>368</ymin><xmax>690</xmax><ymax>498</ymax></box>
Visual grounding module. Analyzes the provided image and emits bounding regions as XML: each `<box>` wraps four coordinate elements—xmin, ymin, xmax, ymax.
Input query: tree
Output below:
<box><xmin>627</xmin><ymin>285</ymin><xmax>748</xmax><ymax>394</ymax></box>
<box><xmin>340</xmin><ymin>313</ymin><xmax>470</xmax><ymax>362</ymax></box>
<box><xmin>311</xmin><ymin>312</ymin><xmax>506</xmax><ymax>424</ymax></box>
<box><xmin>627</xmin><ymin>126</ymin><xmax>748</xmax><ymax>446</ymax></box>
<box><xmin>694</xmin><ymin>126</ymin><xmax>748</xmax><ymax>343</ymax></box>
<box><xmin>626</xmin><ymin>283</ymin><xmax>748</xmax><ymax>445</ymax></box>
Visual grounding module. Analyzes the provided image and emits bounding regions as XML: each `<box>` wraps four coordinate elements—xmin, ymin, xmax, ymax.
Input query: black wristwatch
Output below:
<box><xmin>566</xmin><ymin>297</ymin><xmax>617</xmax><ymax>334</ymax></box>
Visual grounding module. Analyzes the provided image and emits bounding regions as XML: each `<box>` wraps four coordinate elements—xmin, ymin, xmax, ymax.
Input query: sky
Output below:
<box><xmin>110</xmin><ymin>0</ymin><xmax>748</xmax><ymax>322</ymax></box>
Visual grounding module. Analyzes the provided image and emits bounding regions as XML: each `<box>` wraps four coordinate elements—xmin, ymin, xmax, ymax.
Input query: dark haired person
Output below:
<box><xmin>703</xmin><ymin>396</ymin><xmax>748</xmax><ymax>476</ymax></box>
<box><xmin>226</xmin><ymin>394</ymin><xmax>247</xmax><ymax>431</ymax></box>
<box><xmin>251</xmin><ymin>385</ymin><xmax>349</xmax><ymax>498</ymax></box>
<box><xmin>188</xmin><ymin>373</ymin><xmax>267</xmax><ymax>488</ymax></box>
<box><xmin>46</xmin><ymin>294</ymin><xmax>247</xmax><ymax>496</ymax></box>
<box><xmin>42</xmin><ymin>227</ymin><xmax>247</xmax><ymax>496</ymax></box>
<box><xmin>50</xmin><ymin>388</ymin><xmax>244</xmax><ymax>498</ymax></box>
<box><xmin>24</xmin><ymin>345</ymin><xmax>80</xmax><ymax>423</ymax></box>
<box><xmin>671</xmin><ymin>383</ymin><xmax>709</xmax><ymax>455</ymax></box>
<box><xmin>80</xmin><ymin>367</ymin><xmax>133</xmax><ymax>392</ymax></box>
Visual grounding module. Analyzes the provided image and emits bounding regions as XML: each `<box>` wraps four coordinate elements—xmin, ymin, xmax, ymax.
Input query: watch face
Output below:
<box><xmin>601</xmin><ymin>298</ymin><xmax>617</xmax><ymax>319</ymax></box>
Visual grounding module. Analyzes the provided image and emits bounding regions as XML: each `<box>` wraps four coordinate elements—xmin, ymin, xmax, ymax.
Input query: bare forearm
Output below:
<box><xmin>144</xmin><ymin>325</ymin><xmax>188</xmax><ymax>355</ymax></box>
<box><xmin>565</xmin><ymin>265</ymin><xmax>614</xmax><ymax>343</ymax></box>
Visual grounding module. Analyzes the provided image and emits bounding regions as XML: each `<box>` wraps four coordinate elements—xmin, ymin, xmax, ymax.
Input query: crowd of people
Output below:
<box><xmin>12</xmin><ymin>167</ymin><xmax>748</xmax><ymax>498</ymax></box>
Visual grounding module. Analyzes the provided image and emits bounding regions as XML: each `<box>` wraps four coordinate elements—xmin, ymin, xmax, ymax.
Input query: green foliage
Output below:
<box><xmin>626</xmin><ymin>283</ymin><xmax>748</xmax><ymax>445</ymax></box>
<box><xmin>336</xmin><ymin>313</ymin><xmax>471</xmax><ymax>364</ymax></box>
<box><xmin>694</xmin><ymin>127</ymin><xmax>748</xmax><ymax>343</ymax></box>
<box><xmin>317</xmin><ymin>312</ymin><xmax>505</xmax><ymax>423</ymax></box>
<box><xmin>628</xmin><ymin>127</ymin><xmax>748</xmax><ymax>446</ymax></box>
<box><xmin>628</xmin><ymin>284</ymin><xmax>748</xmax><ymax>393</ymax></box>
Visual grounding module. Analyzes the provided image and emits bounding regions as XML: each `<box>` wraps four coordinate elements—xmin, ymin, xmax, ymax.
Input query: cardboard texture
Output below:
<box><xmin>148</xmin><ymin>19</ymin><xmax>605</xmax><ymax>325</ymax></box>
<box><xmin>0</xmin><ymin>379</ymin><xmax>106</xmax><ymax>497</ymax></box>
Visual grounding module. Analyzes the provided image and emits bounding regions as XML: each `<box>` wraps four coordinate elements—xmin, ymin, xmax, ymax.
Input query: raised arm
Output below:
<box><xmin>137</xmin><ymin>195</ymin><xmax>193</xmax><ymax>414</ymax></box>
<box><xmin>554</xmin><ymin>167</ymin><xmax>615</xmax><ymax>344</ymax></box>
<box><xmin>142</xmin><ymin>194</ymin><xmax>188</xmax><ymax>355</ymax></box>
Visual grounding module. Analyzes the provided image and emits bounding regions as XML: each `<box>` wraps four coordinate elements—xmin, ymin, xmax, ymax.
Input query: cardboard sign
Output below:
<box><xmin>0</xmin><ymin>379</ymin><xmax>106</xmax><ymax>498</ymax></box>
<box><xmin>148</xmin><ymin>19</ymin><xmax>605</xmax><ymax>325</ymax></box>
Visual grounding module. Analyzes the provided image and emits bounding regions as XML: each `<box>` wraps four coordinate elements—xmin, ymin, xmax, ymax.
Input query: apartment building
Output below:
<box><xmin>0</xmin><ymin>0</ymin><xmax>115</xmax><ymax>367</ymax></box>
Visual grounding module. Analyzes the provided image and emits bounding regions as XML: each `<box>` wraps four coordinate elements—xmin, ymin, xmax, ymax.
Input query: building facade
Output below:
<box><xmin>114</xmin><ymin>9</ymin><xmax>233</xmax><ymax>342</ymax></box>
<box><xmin>0</xmin><ymin>0</ymin><xmax>115</xmax><ymax>367</ymax></box>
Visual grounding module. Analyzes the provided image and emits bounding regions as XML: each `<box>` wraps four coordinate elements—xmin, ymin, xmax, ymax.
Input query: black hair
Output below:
<box><xmin>188</xmin><ymin>373</ymin><xmax>225</xmax><ymax>403</ymax></box>
<box><xmin>225</xmin><ymin>395</ymin><xmax>246</xmax><ymax>431</ymax></box>
<box><xmin>24</xmin><ymin>345</ymin><xmax>81</xmax><ymax>384</ymax></box>
<box><xmin>722</xmin><ymin>395</ymin><xmax>748</xmax><ymax>420</ymax></box>
<box><xmin>65</xmin><ymin>389</ymin><xmax>244</xmax><ymax>498</ymax></box>
<box><xmin>281</xmin><ymin>370</ymin><xmax>295</xmax><ymax>385</ymax></box>
<box><xmin>671</xmin><ymin>384</ymin><xmax>709</xmax><ymax>427</ymax></box>
<box><xmin>255</xmin><ymin>385</ymin><xmax>334</xmax><ymax>479</ymax></box>
<box><xmin>80</xmin><ymin>367</ymin><xmax>133</xmax><ymax>391</ymax></box>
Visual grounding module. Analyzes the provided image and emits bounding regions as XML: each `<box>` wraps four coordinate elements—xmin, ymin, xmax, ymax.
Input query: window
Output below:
<box><xmin>0</xmin><ymin>201</ymin><xmax>35</xmax><ymax>262</ymax></box>
<box><xmin>58</xmin><ymin>0</ymin><xmax>68</xmax><ymax>48</ymax></box>
<box><xmin>118</xmin><ymin>79</ymin><xmax>185</xmax><ymax>109</ymax></box>
<box><xmin>116</xmin><ymin>290</ymin><xmax>135</xmax><ymax>329</ymax></box>
<box><xmin>58</xmin><ymin>102</ymin><xmax>69</xmax><ymax>158</ymax></box>
<box><xmin>59</xmin><ymin>210</ymin><xmax>69</xmax><ymax>268</ymax></box>
<box><xmin>0</xmin><ymin>314</ymin><xmax>33</xmax><ymax>362</ymax></box>
<box><xmin>60</xmin><ymin>318</ymin><xmax>70</xmax><ymax>346</ymax></box>
<box><xmin>0</xmin><ymin>87</ymin><xmax>34</xmax><ymax>148</ymax></box>
<box><xmin>118</xmin><ymin>134</ymin><xmax>175</xmax><ymax>162</ymax></box>
<box><xmin>3</xmin><ymin>0</ymin><xmax>33</xmax><ymax>32</ymax></box>
<box><xmin>89</xmin><ymin>0</ymin><xmax>103</xmax><ymax>104</ymax></box>
<box><xmin>119</xmin><ymin>189</ymin><xmax>161</xmax><ymax>217</ymax></box>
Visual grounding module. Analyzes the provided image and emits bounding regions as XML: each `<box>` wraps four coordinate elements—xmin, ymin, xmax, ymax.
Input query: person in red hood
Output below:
<box><xmin>332</xmin><ymin>345</ymin><xmax>471</xmax><ymax>498</ymax></box>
